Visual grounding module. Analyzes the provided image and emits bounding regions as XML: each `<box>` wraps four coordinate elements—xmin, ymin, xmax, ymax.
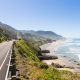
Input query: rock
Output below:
<box><xmin>38</xmin><ymin>55</ymin><xmax>58</xmax><ymax>60</ymax></box>
<box><xmin>41</xmin><ymin>50</ymin><xmax>50</xmax><ymax>53</ymax></box>
<box><xmin>51</xmin><ymin>63</ymin><xmax>64</xmax><ymax>68</ymax></box>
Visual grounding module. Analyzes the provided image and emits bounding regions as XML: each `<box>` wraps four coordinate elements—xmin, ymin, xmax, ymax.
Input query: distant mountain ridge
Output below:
<box><xmin>20</xmin><ymin>30</ymin><xmax>63</xmax><ymax>40</ymax></box>
<box><xmin>0</xmin><ymin>21</ymin><xmax>63</xmax><ymax>42</ymax></box>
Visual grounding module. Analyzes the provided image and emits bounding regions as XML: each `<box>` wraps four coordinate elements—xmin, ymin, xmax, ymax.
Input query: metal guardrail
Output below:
<box><xmin>5</xmin><ymin>45</ymin><xmax>16</xmax><ymax>80</ymax></box>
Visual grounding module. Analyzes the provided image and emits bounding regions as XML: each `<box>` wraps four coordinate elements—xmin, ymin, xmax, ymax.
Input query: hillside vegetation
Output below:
<box><xmin>0</xmin><ymin>22</ymin><xmax>17</xmax><ymax>40</ymax></box>
<box><xmin>0</xmin><ymin>28</ymin><xmax>8</xmax><ymax>42</ymax></box>
<box><xmin>15</xmin><ymin>39</ymin><xmax>80</xmax><ymax>80</ymax></box>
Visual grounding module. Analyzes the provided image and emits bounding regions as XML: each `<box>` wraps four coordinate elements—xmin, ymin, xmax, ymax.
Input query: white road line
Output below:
<box><xmin>5</xmin><ymin>48</ymin><xmax>12</xmax><ymax>80</ymax></box>
<box><xmin>0</xmin><ymin>46</ymin><xmax>11</xmax><ymax>70</ymax></box>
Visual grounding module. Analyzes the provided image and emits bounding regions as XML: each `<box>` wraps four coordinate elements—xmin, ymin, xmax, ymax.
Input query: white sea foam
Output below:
<box><xmin>68</xmin><ymin>47</ymin><xmax>80</xmax><ymax>54</ymax></box>
<box><xmin>76</xmin><ymin>54</ymin><xmax>80</xmax><ymax>60</ymax></box>
<box><xmin>55</xmin><ymin>39</ymin><xmax>80</xmax><ymax>62</ymax></box>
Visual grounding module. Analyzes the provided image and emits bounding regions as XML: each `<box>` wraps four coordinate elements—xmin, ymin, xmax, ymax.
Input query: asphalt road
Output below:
<box><xmin>0</xmin><ymin>41</ymin><xmax>13</xmax><ymax>80</ymax></box>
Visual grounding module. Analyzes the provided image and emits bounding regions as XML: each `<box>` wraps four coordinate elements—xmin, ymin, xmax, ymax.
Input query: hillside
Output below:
<box><xmin>0</xmin><ymin>27</ymin><xmax>8</xmax><ymax>42</ymax></box>
<box><xmin>0</xmin><ymin>22</ymin><xmax>17</xmax><ymax>40</ymax></box>
<box><xmin>19</xmin><ymin>30</ymin><xmax>63</xmax><ymax>40</ymax></box>
<box><xmin>36</xmin><ymin>30</ymin><xmax>62</xmax><ymax>40</ymax></box>
<box><xmin>19</xmin><ymin>31</ymin><xmax>47</xmax><ymax>41</ymax></box>
<box><xmin>15</xmin><ymin>39</ymin><xmax>80</xmax><ymax>80</ymax></box>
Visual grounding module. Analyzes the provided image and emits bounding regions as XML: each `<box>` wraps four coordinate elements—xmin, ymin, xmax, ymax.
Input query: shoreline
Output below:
<box><xmin>40</xmin><ymin>39</ymin><xmax>80</xmax><ymax>73</ymax></box>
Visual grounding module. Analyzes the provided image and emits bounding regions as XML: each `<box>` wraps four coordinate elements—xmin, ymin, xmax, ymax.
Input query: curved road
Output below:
<box><xmin>0</xmin><ymin>41</ymin><xmax>13</xmax><ymax>80</ymax></box>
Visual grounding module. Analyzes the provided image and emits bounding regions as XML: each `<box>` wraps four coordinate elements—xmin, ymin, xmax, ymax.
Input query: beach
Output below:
<box><xmin>40</xmin><ymin>39</ymin><xmax>80</xmax><ymax>73</ymax></box>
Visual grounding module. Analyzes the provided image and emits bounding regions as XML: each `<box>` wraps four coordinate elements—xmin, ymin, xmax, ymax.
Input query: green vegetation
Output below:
<box><xmin>0</xmin><ymin>28</ymin><xmax>8</xmax><ymax>42</ymax></box>
<box><xmin>15</xmin><ymin>39</ymin><xmax>80</xmax><ymax>80</ymax></box>
<box><xmin>0</xmin><ymin>22</ymin><xmax>17</xmax><ymax>39</ymax></box>
<box><xmin>0</xmin><ymin>22</ymin><xmax>17</xmax><ymax>42</ymax></box>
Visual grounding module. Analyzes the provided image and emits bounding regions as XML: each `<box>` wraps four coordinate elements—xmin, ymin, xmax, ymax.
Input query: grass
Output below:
<box><xmin>15</xmin><ymin>39</ymin><xmax>80</xmax><ymax>80</ymax></box>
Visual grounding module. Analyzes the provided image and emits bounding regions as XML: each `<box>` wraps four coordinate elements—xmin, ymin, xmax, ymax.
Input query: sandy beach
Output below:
<box><xmin>40</xmin><ymin>40</ymin><xmax>80</xmax><ymax>73</ymax></box>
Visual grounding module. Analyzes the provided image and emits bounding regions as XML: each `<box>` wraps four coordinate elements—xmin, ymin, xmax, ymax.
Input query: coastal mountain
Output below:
<box><xmin>36</xmin><ymin>31</ymin><xmax>62</xmax><ymax>40</ymax></box>
<box><xmin>0</xmin><ymin>21</ymin><xmax>63</xmax><ymax>43</ymax></box>
<box><xmin>0</xmin><ymin>22</ymin><xmax>17</xmax><ymax>40</ymax></box>
<box><xmin>19</xmin><ymin>30</ymin><xmax>47</xmax><ymax>41</ymax></box>
<box><xmin>19</xmin><ymin>30</ymin><xmax>63</xmax><ymax>40</ymax></box>
<box><xmin>0</xmin><ymin>21</ymin><xmax>63</xmax><ymax>42</ymax></box>
<box><xmin>18</xmin><ymin>31</ymin><xmax>53</xmax><ymax>46</ymax></box>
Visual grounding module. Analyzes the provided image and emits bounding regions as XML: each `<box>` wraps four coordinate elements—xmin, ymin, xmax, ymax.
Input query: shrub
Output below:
<box><xmin>38</xmin><ymin>63</ymin><xmax>49</xmax><ymax>69</ymax></box>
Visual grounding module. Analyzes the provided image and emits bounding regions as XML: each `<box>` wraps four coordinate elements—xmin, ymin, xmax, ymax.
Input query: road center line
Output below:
<box><xmin>0</xmin><ymin>46</ymin><xmax>11</xmax><ymax>70</ymax></box>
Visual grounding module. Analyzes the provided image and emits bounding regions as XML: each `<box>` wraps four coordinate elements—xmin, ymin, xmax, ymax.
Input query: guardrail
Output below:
<box><xmin>5</xmin><ymin>43</ymin><xmax>16</xmax><ymax>80</ymax></box>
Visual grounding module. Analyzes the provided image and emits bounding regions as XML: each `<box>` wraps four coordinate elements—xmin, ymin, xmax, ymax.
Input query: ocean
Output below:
<box><xmin>55</xmin><ymin>39</ymin><xmax>80</xmax><ymax>64</ymax></box>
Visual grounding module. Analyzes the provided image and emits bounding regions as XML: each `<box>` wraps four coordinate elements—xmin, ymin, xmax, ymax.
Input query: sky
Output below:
<box><xmin>0</xmin><ymin>0</ymin><xmax>80</xmax><ymax>38</ymax></box>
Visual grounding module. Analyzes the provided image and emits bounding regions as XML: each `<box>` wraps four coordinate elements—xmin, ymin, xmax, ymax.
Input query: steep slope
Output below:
<box><xmin>0</xmin><ymin>22</ymin><xmax>17</xmax><ymax>40</ymax></box>
<box><xmin>15</xmin><ymin>39</ymin><xmax>80</xmax><ymax>80</ymax></box>
<box><xmin>0</xmin><ymin>27</ymin><xmax>8</xmax><ymax>42</ymax></box>
<box><xmin>15</xmin><ymin>39</ymin><xmax>61</xmax><ymax>80</ymax></box>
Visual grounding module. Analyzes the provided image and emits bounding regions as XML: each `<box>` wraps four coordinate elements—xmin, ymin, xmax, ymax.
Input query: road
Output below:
<box><xmin>0</xmin><ymin>41</ymin><xmax>13</xmax><ymax>80</ymax></box>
